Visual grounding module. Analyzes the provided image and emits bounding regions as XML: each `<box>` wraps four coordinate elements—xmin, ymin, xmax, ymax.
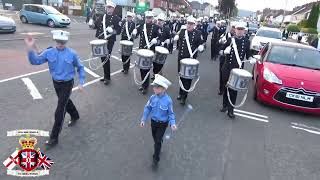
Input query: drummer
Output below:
<box><xmin>136</xmin><ymin>11</ymin><xmax>160</xmax><ymax>95</ymax></box>
<box><xmin>220</xmin><ymin>23</ymin><xmax>251</xmax><ymax>118</ymax></box>
<box><xmin>167</xmin><ymin>14</ymin><xmax>179</xmax><ymax>54</ymax></box>
<box><xmin>120</xmin><ymin>11</ymin><xmax>137</xmax><ymax>74</ymax></box>
<box><xmin>152</xmin><ymin>13</ymin><xmax>171</xmax><ymax>80</ymax></box>
<box><xmin>173</xmin><ymin>15</ymin><xmax>204</xmax><ymax>105</ymax></box>
<box><xmin>94</xmin><ymin>1</ymin><xmax>121</xmax><ymax>85</ymax></box>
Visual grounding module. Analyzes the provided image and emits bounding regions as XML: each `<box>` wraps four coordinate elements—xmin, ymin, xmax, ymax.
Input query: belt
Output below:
<box><xmin>53</xmin><ymin>79</ymin><xmax>73</xmax><ymax>83</ymax></box>
<box><xmin>151</xmin><ymin>119</ymin><xmax>168</xmax><ymax>124</ymax></box>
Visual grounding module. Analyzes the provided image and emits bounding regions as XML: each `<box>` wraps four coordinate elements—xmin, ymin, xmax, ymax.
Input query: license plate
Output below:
<box><xmin>286</xmin><ymin>92</ymin><xmax>314</xmax><ymax>102</ymax></box>
<box><xmin>1</xmin><ymin>27</ymin><xmax>12</xmax><ymax>30</ymax></box>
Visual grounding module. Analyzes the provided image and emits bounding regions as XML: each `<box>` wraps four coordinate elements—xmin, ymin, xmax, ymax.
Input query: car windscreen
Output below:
<box><xmin>267</xmin><ymin>45</ymin><xmax>320</xmax><ymax>70</ymax></box>
<box><xmin>249</xmin><ymin>23</ymin><xmax>258</xmax><ymax>28</ymax></box>
<box><xmin>256</xmin><ymin>29</ymin><xmax>281</xmax><ymax>39</ymax></box>
<box><xmin>44</xmin><ymin>6</ymin><xmax>61</xmax><ymax>14</ymax></box>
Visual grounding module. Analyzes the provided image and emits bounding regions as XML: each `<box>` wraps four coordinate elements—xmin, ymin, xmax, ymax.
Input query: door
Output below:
<box><xmin>36</xmin><ymin>7</ymin><xmax>48</xmax><ymax>24</ymax></box>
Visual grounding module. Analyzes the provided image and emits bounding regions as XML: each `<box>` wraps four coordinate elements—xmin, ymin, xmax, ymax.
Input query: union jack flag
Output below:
<box><xmin>37</xmin><ymin>151</ymin><xmax>54</xmax><ymax>170</ymax></box>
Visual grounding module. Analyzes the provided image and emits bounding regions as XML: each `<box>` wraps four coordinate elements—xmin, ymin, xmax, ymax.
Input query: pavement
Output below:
<box><xmin>0</xmin><ymin>18</ymin><xmax>320</xmax><ymax>180</ymax></box>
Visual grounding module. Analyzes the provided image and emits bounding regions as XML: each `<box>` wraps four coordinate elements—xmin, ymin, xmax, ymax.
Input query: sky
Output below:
<box><xmin>195</xmin><ymin>0</ymin><xmax>319</xmax><ymax>12</ymax></box>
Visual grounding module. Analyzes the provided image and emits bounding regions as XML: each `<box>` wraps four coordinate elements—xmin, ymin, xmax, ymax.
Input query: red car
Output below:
<box><xmin>252</xmin><ymin>41</ymin><xmax>320</xmax><ymax>114</ymax></box>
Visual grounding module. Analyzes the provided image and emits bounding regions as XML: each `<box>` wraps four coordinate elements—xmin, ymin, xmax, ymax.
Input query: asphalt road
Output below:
<box><xmin>0</xmin><ymin>19</ymin><xmax>320</xmax><ymax>180</ymax></box>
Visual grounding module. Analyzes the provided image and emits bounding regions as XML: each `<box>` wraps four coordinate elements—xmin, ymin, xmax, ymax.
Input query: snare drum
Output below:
<box><xmin>120</xmin><ymin>40</ymin><xmax>134</xmax><ymax>56</ymax></box>
<box><xmin>90</xmin><ymin>40</ymin><xmax>108</xmax><ymax>57</ymax></box>
<box><xmin>227</xmin><ymin>68</ymin><xmax>252</xmax><ymax>91</ymax></box>
<box><xmin>136</xmin><ymin>49</ymin><xmax>154</xmax><ymax>70</ymax></box>
<box><xmin>179</xmin><ymin>58</ymin><xmax>200</xmax><ymax>79</ymax></box>
<box><xmin>153</xmin><ymin>46</ymin><xmax>169</xmax><ymax>64</ymax></box>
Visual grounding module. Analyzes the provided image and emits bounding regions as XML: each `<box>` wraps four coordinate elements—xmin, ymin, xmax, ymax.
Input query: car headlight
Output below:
<box><xmin>263</xmin><ymin>68</ymin><xmax>282</xmax><ymax>85</ymax></box>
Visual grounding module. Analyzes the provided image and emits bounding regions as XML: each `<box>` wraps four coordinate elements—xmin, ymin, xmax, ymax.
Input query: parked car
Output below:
<box><xmin>248</xmin><ymin>22</ymin><xmax>258</xmax><ymax>35</ymax></box>
<box><xmin>19</xmin><ymin>4</ymin><xmax>70</xmax><ymax>27</ymax></box>
<box><xmin>0</xmin><ymin>15</ymin><xmax>16</xmax><ymax>33</ymax></box>
<box><xmin>250</xmin><ymin>27</ymin><xmax>282</xmax><ymax>54</ymax></box>
<box><xmin>252</xmin><ymin>41</ymin><xmax>320</xmax><ymax>115</ymax></box>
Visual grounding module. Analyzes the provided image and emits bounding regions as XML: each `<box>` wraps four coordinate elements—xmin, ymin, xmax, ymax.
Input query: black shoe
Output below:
<box><xmin>123</xmin><ymin>70</ymin><xmax>128</xmax><ymax>74</ymax></box>
<box><xmin>138</xmin><ymin>87</ymin><xmax>143</xmax><ymax>91</ymax></box>
<box><xmin>141</xmin><ymin>89</ymin><xmax>148</xmax><ymax>95</ymax></box>
<box><xmin>227</xmin><ymin>110</ymin><xmax>236</xmax><ymax>119</ymax></box>
<box><xmin>68</xmin><ymin>118</ymin><xmax>79</xmax><ymax>127</ymax></box>
<box><xmin>104</xmin><ymin>79</ymin><xmax>110</xmax><ymax>85</ymax></box>
<box><xmin>151</xmin><ymin>76</ymin><xmax>155</xmax><ymax>80</ymax></box>
<box><xmin>180</xmin><ymin>98</ymin><xmax>186</xmax><ymax>105</ymax></box>
<box><xmin>220</xmin><ymin>107</ymin><xmax>227</xmax><ymax>112</ymax></box>
<box><xmin>45</xmin><ymin>138</ymin><xmax>58</xmax><ymax>148</ymax></box>
<box><xmin>100</xmin><ymin>78</ymin><xmax>105</xmax><ymax>82</ymax></box>
<box><xmin>121</xmin><ymin>69</ymin><xmax>125</xmax><ymax>73</ymax></box>
<box><xmin>218</xmin><ymin>91</ymin><xmax>223</xmax><ymax>95</ymax></box>
<box><xmin>177</xmin><ymin>95</ymin><xmax>181</xmax><ymax>100</ymax></box>
<box><xmin>152</xmin><ymin>158</ymin><xmax>159</xmax><ymax>170</ymax></box>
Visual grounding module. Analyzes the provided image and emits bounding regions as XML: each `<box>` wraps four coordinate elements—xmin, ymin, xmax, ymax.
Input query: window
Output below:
<box><xmin>260</xmin><ymin>43</ymin><xmax>269</xmax><ymax>61</ymax></box>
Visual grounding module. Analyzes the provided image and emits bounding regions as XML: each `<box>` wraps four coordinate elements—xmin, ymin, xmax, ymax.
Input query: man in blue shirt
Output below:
<box><xmin>25</xmin><ymin>30</ymin><xmax>85</xmax><ymax>148</ymax></box>
<box><xmin>140</xmin><ymin>74</ymin><xmax>177</xmax><ymax>168</ymax></box>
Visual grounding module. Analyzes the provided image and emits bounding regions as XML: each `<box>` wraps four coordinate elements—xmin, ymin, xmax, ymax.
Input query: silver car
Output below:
<box><xmin>0</xmin><ymin>15</ymin><xmax>16</xmax><ymax>33</ymax></box>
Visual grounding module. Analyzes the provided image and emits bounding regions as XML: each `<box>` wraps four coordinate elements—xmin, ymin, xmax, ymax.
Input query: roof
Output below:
<box><xmin>23</xmin><ymin>4</ymin><xmax>50</xmax><ymax>8</ymax></box>
<box><xmin>270</xmin><ymin>41</ymin><xmax>316</xmax><ymax>50</ymax></box>
<box><xmin>258</xmin><ymin>26</ymin><xmax>281</xmax><ymax>32</ymax></box>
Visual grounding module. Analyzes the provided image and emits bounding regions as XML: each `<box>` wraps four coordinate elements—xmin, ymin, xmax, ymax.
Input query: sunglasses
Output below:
<box><xmin>146</xmin><ymin>16</ymin><xmax>153</xmax><ymax>19</ymax></box>
<box><xmin>187</xmin><ymin>22</ymin><xmax>195</xmax><ymax>25</ymax></box>
<box><xmin>56</xmin><ymin>40</ymin><xmax>67</xmax><ymax>45</ymax></box>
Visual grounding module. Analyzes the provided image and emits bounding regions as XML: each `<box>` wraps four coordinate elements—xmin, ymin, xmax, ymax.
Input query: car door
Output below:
<box><xmin>23</xmin><ymin>5</ymin><xmax>34</xmax><ymax>22</ymax></box>
<box><xmin>36</xmin><ymin>7</ymin><xmax>48</xmax><ymax>24</ymax></box>
<box><xmin>27</xmin><ymin>5</ymin><xmax>38</xmax><ymax>23</ymax></box>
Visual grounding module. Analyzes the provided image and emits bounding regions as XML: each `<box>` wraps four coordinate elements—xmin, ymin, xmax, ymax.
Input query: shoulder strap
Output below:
<box><xmin>143</xmin><ymin>24</ymin><xmax>150</xmax><ymax>49</ymax></box>
<box><xmin>185</xmin><ymin>30</ymin><xmax>193</xmax><ymax>58</ymax></box>
<box><xmin>125</xmin><ymin>21</ymin><xmax>130</xmax><ymax>40</ymax></box>
<box><xmin>231</xmin><ymin>38</ymin><xmax>242</xmax><ymax>68</ymax></box>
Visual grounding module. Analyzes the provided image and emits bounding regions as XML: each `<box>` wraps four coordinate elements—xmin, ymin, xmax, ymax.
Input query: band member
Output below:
<box><xmin>174</xmin><ymin>16</ymin><xmax>204</xmax><ymax>105</ymax></box>
<box><xmin>167</xmin><ymin>14</ymin><xmax>179</xmax><ymax>54</ymax></box>
<box><xmin>202</xmin><ymin>16</ymin><xmax>209</xmax><ymax>44</ymax></box>
<box><xmin>136</xmin><ymin>11</ymin><xmax>160</xmax><ymax>94</ymax></box>
<box><xmin>196</xmin><ymin>18</ymin><xmax>203</xmax><ymax>32</ymax></box>
<box><xmin>140</xmin><ymin>74</ymin><xmax>177</xmax><ymax>168</ymax></box>
<box><xmin>25</xmin><ymin>30</ymin><xmax>85</xmax><ymax>147</ymax></box>
<box><xmin>120</xmin><ymin>11</ymin><xmax>137</xmax><ymax>74</ymax></box>
<box><xmin>151</xmin><ymin>13</ymin><xmax>171</xmax><ymax>79</ymax></box>
<box><xmin>95</xmin><ymin>1</ymin><xmax>121</xmax><ymax>85</ymax></box>
<box><xmin>220</xmin><ymin>24</ymin><xmax>251</xmax><ymax>118</ymax></box>
<box><xmin>209</xmin><ymin>20</ymin><xmax>220</xmax><ymax>60</ymax></box>
<box><xmin>219</xmin><ymin>20</ymin><xmax>227</xmax><ymax>36</ymax></box>
<box><xmin>218</xmin><ymin>24</ymin><xmax>235</xmax><ymax>95</ymax></box>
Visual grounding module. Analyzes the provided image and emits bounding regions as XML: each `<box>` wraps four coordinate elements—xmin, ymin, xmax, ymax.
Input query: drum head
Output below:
<box><xmin>120</xmin><ymin>40</ymin><xmax>134</xmax><ymax>46</ymax></box>
<box><xmin>180</xmin><ymin>58</ymin><xmax>199</xmax><ymax>65</ymax></box>
<box><xmin>90</xmin><ymin>39</ymin><xmax>107</xmax><ymax>45</ymax></box>
<box><xmin>155</xmin><ymin>46</ymin><xmax>169</xmax><ymax>54</ymax></box>
<box><xmin>137</xmin><ymin>49</ymin><xmax>154</xmax><ymax>57</ymax></box>
<box><xmin>231</xmin><ymin>68</ymin><xmax>252</xmax><ymax>78</ymax></box>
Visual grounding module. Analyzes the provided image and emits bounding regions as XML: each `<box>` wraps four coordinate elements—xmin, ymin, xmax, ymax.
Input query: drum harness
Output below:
<box><xmin>89</xmin><ymin>14</ymin><xmax>114</xmax><ymax>70</ymax></box>
<box><xmin>226</xmin><ymin>37</ymin><xmax>249</xmax><ymax>108</ymax></box>
<box><xmin>119</xmin><ymin>20</ymin><xmax>134</xmax><ymax>66</ymax></box>
<box><xmin>178</xmin><ymin>29</ymin><xmax>200</xmax><ymax>93</ymax></box>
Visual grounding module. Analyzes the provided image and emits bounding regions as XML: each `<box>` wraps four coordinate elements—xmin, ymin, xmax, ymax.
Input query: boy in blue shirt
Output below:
<box><xmin>140</xmin><ymin>74</ymin><xmax>177</xmax><ymax>167</ymax></box>
<box><xmin>25</xmin><ymin>30</ymin><xmax>85</xmax><ymax>148</ymax></box>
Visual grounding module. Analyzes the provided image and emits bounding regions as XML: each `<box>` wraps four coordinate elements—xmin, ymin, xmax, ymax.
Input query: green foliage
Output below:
<box><xmin>218</xmin><ymin>0</ymin><xmax>236</xmax><ymax>16</ymax></box>
<box><xmin>307</xmin><ymin>4</ymin><xmax>319</xmax><ymax>28</ymax></box>
<box><xmin>297</xmin><ymin>19</ymin><xmax>308</xmax><ymax>28</ymax></box>
<box><xmin>287</xmin><ymin>24</ymin><xmax>300</xmax><ymax>32</ymax></box>
<box><xmin>300</xmin><ymin>27</ymin><xmax>318</xmax><ymax>34</ymax></box>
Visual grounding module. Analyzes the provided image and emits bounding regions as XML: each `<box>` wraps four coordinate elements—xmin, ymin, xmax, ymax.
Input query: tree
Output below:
<box><xmin>218</xmin><ymin>0</ymin><xmax>236</xmax><ymax>17</ymax></box>
<box><xmin>307</xmin><ymin>4</ymin><xmax>319</xmax><ymax>29</ymax></box>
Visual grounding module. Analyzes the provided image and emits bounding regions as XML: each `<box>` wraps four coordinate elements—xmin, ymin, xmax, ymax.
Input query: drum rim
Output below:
<box><xmin>231</xmin><ymin>68</ymin><xmax>253</xmax><ymax>78</ymax></box>
<box><xmin>180</xmin><ymin>58</ymin><xmax>199</xmax><ymax>65</ymax></box>
<box><xmin>120</xmin><ymin>40</ymin><xmax>134</xmax><ymax>46</ymax></box>
<box><xmin>137</xmin><ymin>49</ymin><xmax>155</xmax><ymax>57</ymax></box>
<box><xmin>90</xmin><ymin>39</ymin><xmax>107</xmax><ymax>45</ymax></box>
<box><xmin>155</xmin><ymin>46</ymin><xmax>169</xmax><ymax>54</ymax></box>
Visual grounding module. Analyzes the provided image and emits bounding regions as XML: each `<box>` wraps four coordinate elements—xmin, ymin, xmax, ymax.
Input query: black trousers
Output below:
<box><xmin>211</xmin><ymin>39</ymin><xmax>219</xmax><ymax>59</ymax></box>
<box><xmin>121</xmin><ymin>55</ymin><xmax>130</xmax><ymax>71</ymax></box>
<box><xmin>153</xmin><ymin>62</ymin><xmax>164</xmax><ymax>75</ymax></box>
<box><xmin>179</xmin><ymin>77</ymin><xmax>192</xmax><ymax>100</ymax></box>
<box><xmin>51</xmin><ymin>79</ymin><xmax>79</xmax><ymax>140</ymax></box>
<box><xmin>140</xmin><ymin>68</ymin><xmax>150</xmax><ymax>90</ymax></box>
<box><xmin>223</xmin><ymin>87</ymin><xmax>237</xmax><ymax>112</ymax></box>
<box><xmin>100</xmin><ymin>40</ymin><xmax>115</xmax><ymax>80</ymax></box>
<box><xmin>219</xmin><ymin>55</ymin><xmax>225</xmax><ymax>93</ymax></box>
<box><xmin>151</xmin><ymin>120</ymin><xmax>168</xmax><ymax>162</ymax></box>
<box><xmin>203</xmin><ymin>33</ymin><xmax>208</xmax><ymax>43</ymax></box>
<box><xmin>168</xmin><ymin>40</ymin><xmax>173</xmax><ymax>53</ymax></box>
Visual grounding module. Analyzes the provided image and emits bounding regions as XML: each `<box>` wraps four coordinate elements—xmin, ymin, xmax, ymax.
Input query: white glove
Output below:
<box><xmin>165</xmin><ymin>39</ymin><xmax>170</xmax><ymax>44</ymax></box>
<box><xmin>151</xmin><ymin>38</ymin><xmax>158</xmax><ymax>45</ymax></box>
<box><xmin>180</xmin><ymin>25</ymin><xmax>186</xmax><ymax>30</ymax></box>
<box><xmin>106</xmin><ymin>26</ymin><xmax>113</xmax><ymax>33</ymax></box>
<box><xmin>173</xmin><ymin>35</ymin><xmax>179</xmax><ymax>41</ymax></box>
<box><xmin>219</xmin><ymin>50</ymin><xmax>224</xmax><ymax>55</ymax></box>
<box><xmin>249</xmin><ymin>57</ymin><xmax>257</xmax><ymax>64</ymax></box>
<box><xmin>198</xmin><ymin>45</ymin><xmax>204</xmax><ymax>52</ymax></box>
<box><xmin>224</xmin><ymin>46</ymin><xmax>231</xmax><ymax>55</ymax></box>
<box><xmin>132</xmin><ymin>29</ymin><xmax>137</xmax><ymax>36</ymax></box>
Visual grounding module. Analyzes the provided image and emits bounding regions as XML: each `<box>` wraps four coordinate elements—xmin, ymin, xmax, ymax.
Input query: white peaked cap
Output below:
<box><xmin>127</xmin><ymin>11</ymin><xmax>135</xmax><ymax>17</ymax></box>
<box><xmin>151</xmin><ymin>74</ymin><xmax>172</xmax><ymax>89</ymax></box>
<box><xmin>186</xmin><ymin>15</ymin><xmax>196</xmax><ymax>24</ymax></box>
<box><xmin>51</xmin><ymin>30</ymin><xmax>70</xmax><ymax>41</ymax></box>
<box><xmin>235</xmin><ymin>23</ymin><xmax>246</xmax><ymax>29</ymax></box>
<box><xmin>196</xmin><ymin>18</ymin><xmax>201</xmax><ymax>22</ymax></box>
<box><xmin>145</xmin><ymin>11</ymin><xmax>154</xmax><ymax>17</ymax></box>
<box><xmin>157</xmin><ymin>13</ymin><xmax>166</xmax><ymax>21</ymax></box>
<box><xmin>204</xmin><ymin>16</ymin><xmax>208</xmax><ymax>19</ymax></box>
<box><xmin>180</xmin><ymin>14</ymin><xmax>185</xmax><ymax>17</ymax></box>
<box><xmin>105</xmin><ymin>1</ymin><xmax>116</xmax><ymax>8</ymax></box>
<box><xmin>171</xmin><ymin>13</ymin><xmax>177</xmax><ymax>17</ymax></box>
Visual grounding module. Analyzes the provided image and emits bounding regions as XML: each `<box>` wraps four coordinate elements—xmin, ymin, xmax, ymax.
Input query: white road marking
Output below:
<box><xmin>234</xmin><ymin>109</ymin><xmax>268</xmax><ymax>119</ymax></box>
<box><xmin>291</xmin><ymin>125</ymin><xmax>320</xmax><ymax>135</ymax></box>
<box><xmin>234</xmin><ymin>112</ymin><xmax>269</xmax><ymax>123</ymax></box>
<box><xmin>20</xmin><ymin>32</ymin><xmax>45</xmax><ymax>35</ymax></box>
<box><xmin>84</xmin><ymin>67</ymin><xmax>100</xmax><ymax>78</ymax></box>
<box><xmin>133</xmin><ymin>47</ymin><xmax>139</xmax><ymax>50</ymax></box>
<box><xmin>21</xmin><ymin>78</ymin><xmax>43</xmax><ymax>99</ymax></box>
<box><xmin>291</xmin><ymin>122</ymin><xmax>320</xmax><ymax>131</ymax></box>
<box><xmin>72</xmin><ymin>18</ymin><xmax>79</xmax><ymax>24</ymax></box>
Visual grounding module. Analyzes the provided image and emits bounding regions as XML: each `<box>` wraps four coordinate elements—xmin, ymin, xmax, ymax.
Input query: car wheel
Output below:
<box><xmin>20</xmin><ymin>16</ymin><xmax>28</xmax><ymax>23</ymax></box>
<box><xmin>47</xmin><ymin>19</ymin><xmax>55</xmax><ymax>28</ymax></box>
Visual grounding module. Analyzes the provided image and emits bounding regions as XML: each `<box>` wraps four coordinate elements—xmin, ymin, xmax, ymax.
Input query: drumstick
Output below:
<box><xmin>165</xmin><ymin>104</ymin><xmax>193</xmax><ymax>140</ymax></box>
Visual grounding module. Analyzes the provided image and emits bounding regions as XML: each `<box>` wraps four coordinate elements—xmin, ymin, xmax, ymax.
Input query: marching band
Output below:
<box><xmin>24</xmin><ymin>1</ymin><xmax>256</xmax><ymax>167</ymax></box>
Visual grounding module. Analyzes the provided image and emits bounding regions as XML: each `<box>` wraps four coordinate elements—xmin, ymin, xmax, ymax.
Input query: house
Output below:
<box><xmin>151</xmin><ymin>0</ymin><xmax>191</xmax><ymax>17</ymax></box>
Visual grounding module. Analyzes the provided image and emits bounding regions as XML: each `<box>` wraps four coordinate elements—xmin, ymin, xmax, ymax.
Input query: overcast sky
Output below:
<box><xmin>197</xmin><ymin>0</ymin><xmax>319</xmax><ymax>11</ymax></box>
